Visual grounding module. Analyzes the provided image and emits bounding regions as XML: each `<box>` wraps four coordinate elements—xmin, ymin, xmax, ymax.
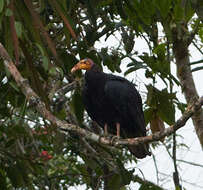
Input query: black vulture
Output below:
<box><xmin>71</xmin><ymin>58</ymin><xmax>151</xmax><ymax>158</ymax></box>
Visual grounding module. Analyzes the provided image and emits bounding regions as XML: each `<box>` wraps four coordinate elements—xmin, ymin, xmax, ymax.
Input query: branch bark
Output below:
<box><xmin>0</xmin><ymin>42</ymin><xmax>203</xmax><ymax>150</ymax></box>
<box><xmin>172</xmin><ymin>25</ymin><xmax>203</xmax><ymax>147</ymax></box>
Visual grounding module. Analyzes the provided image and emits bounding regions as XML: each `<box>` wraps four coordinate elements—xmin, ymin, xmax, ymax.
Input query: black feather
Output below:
<box><xmin>82</xmin><ymin>63</ymin><xmax>151</xmax><ymax>158</ymax></box>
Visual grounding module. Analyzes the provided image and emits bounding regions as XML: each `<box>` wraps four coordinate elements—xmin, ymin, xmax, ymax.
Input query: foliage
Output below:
<box><xmin>0</xmin><ymin>0</ymin><xmax>202</xmax><ymax>189</ymax></box>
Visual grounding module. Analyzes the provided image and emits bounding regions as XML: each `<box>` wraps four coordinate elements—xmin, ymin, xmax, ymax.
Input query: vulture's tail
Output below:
<box><xmin>128</xmin><ymin>143</ymin><xmax>151</xmax><ymax>159</ymax></box>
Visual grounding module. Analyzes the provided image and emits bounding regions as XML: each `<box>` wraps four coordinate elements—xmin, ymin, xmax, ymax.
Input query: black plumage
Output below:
<box><xmin>71</xmin><ymin>58</ymin><xmax>151</xmax><ymax>158</ymax></box>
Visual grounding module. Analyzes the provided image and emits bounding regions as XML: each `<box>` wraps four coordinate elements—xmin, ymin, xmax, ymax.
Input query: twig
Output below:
<box><xmin>56</xmin><ymin>81</ymin><xmax>81</xmax><ymax>95</ymax></box>
<box><xmin>192</xmin><ymin>41</ymin><xmax>203</xmax><ymax>55</ymax></box>
<box><xmin>151</xmin><ymin>151</ymin><xmax>159</xmax><ymax>185</ymax></box>
<box><xmin>191</xmin><ymin>66</ymin><xmax>203</xmax><ymax>72</ymax></box>
<box><xmin>159</xmin><ymin>171</ymin><xmax>203</xmax><ymax>189</ymax></box>
<box><xmin>172</xmin><ymin>133</ymin><xmax>182</xmax><ymax>189</ymax></box>
<box><xmin>177</xmin><ymin>159</ymin><xmax>203</xmax><ymax>168</ymax></box>
<box><xmin>0</xmin><ymin>42</ymin><xmax>203</xmax><ymax>150</ymax></box>
<box><xmin>189</xmin><ymin>59</ymin><xmax>203</xmax><ymax>65</ymax></box>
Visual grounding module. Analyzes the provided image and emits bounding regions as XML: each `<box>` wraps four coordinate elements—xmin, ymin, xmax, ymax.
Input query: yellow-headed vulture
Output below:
<box><xmin>71</xmin><ymin>58</ymin><xmax>151</xmax><ymax>158</ymax></box>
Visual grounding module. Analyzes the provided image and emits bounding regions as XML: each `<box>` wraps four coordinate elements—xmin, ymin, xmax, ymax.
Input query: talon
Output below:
<box><xmin>110</xmin><ymin>123</ymin><xmax>121</xmax><ymax>144</ymax></box>
<box><xmin>110</xmin><ymin>135</ymin><xmax>120</xmax><ymax>145</ymax></box>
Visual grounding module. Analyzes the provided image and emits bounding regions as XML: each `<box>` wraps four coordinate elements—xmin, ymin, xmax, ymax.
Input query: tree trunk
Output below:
<box><xmin>172</xmin><ymin>25</ymin><xmax>203</xmax><ymax>147</ymax></box>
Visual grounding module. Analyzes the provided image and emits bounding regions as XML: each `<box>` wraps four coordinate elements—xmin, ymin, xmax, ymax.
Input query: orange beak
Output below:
<box><xmin>71</xmin><ymin>59</ymin><xmax>91</xmax><ymax>73</ymax></box>
<box><xmin>71</xmin><ymin>64</ymin><xmax>80</xmax><ymax>73</ymax></box>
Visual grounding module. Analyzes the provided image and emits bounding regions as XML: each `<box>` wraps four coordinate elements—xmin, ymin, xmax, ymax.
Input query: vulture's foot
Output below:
<box><xmin>110</xmin><ymin>122</ymin><xmax>121</xmax><ymax>144</ymax></box>
<box><xmin>110</xmin><ymin>135</ymin><xmax>120</xmax><ymax>145</ymax></box>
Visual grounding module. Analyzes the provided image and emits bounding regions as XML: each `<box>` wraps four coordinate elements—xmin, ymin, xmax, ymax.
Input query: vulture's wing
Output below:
<box><xmin>104</xmin><ymin>78</ymin><xmax>146</xmax><ymax>136</ymax></box>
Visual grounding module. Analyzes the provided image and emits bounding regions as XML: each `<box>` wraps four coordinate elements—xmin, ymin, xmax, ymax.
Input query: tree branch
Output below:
<box><xmin>172</xmin><ymin>133</ymin><xmax>182</xmax><ymax>189</ymax></box>
<box><xmin>171</xmin><ymin>25</ymin><xmax>203</xmax><ymax>147</ymax></box>
<box><xmin>0</xmin><ymin>42</ymin><xmax>203</xmax><ymax>150</ymax></box>
<box><xmin>191</xmin><ymin>66</ymin><xmax>203</xmax><ymax>73</ymax></box>
<box><xmin>56</xmin><ymin>80</ymin><xmax>81</xmax><ymax>95</ymax></box>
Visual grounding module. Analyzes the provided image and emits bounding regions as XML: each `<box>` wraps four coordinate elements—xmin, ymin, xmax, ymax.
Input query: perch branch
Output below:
<box><xmin>0</xmin><ymin>42</ymin><xmax>203</xmax><ymax>149</ymax></box>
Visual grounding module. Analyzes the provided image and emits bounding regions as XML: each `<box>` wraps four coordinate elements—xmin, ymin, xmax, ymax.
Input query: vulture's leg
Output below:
<box><xmin>104</xmin><ymin>123</ymin><xmax>108</xmax><ymax>136</ymax></box>
<box><xmin>116</xmin><ymin>122</ymin><xmax>120</xmax><ymax>138</ymax></box>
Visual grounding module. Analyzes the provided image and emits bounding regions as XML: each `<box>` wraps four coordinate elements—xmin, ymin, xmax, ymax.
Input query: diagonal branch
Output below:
<box><xmin>24</xmin><ymin>0</ymin><xmax>58</xmax><ymax>60</ymax></box>
<box><xmin>49</xmin><ymin>0</ymin><xmax>77</xmax><ymax>40</ymax></box>
<box><xmin>9</xmin><ymin>0</ymin><xmax>19</xmax><ymax>65</ymax></box>
<box><xmin>0</xmin><ymin>42</ymin><xmax>203</xmax><ymax>150</ymax></box>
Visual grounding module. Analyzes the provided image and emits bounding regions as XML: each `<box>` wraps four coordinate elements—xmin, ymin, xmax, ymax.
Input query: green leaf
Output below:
<box><xmin>0</xmin><ymin>101</ymin><xmax>9</xmax><ymax>118</ymax></box>
<box><xmin>152</xmin><ymin>43</ymin><xmax>166</xmax><ymax>59</ymax></box>
<box><xmin>5</xmin><ymin>8</ymin><xmax>12</xmax><ymax>16</ymax></box>
<box><xmin>116</xmin><ymin>159</ymin><xmax>133</xmax><ymax>186</ymax></box>
<box><xmin>6</xmin><ymin>164</ymin><xmax>25</xmax><ymax>187</ymax></box>
<box><xmin>55</xmin><ymin>108</ymin><xmax>66</xmax><ymax>120</ymax></box>
<box><xmin>5</xmin><ymin>138</ymin><xmax>16</xmax><ymax>148</ymax></box>
<box><xmin>184</xmin><ymin>0</ymin><xmax>195</xmax><ymax>22</ymax></box>
<box><xmin>35</xmin><ymin>43</ymin><xmax>45</xmax><ymax>55</ymax></box>
<box><xmin>16</xmin><ymin>161</ymin><xmax>30</xmax><ymax>186</ymax></box>
<box><xmin>42</xmin><ymin>56</ymin><xmax>49</xmax><ymax>71</ymax></box>
<box><xmin>59</xmin><ymin>51</ymin><xmax>78</xmax><ymax>73</ymax></box>
<box><xmin>82</xmin><ymin>156</ymin><xmax>99</xmax><ymax>170</ymax></box>
<box><xmin>176</xmin><ymin>102</ymin><xmax>187</xmax><ymax>114</ymax></box>
<box><xmin>71</xmin><ymin>88</ymin><xmax>84</xmax><ymax>125</ymax></box>
<box><xmin>0</xmin><ymin>0</ymin><xmax>4</xmax><ymax>13</ymax></box>
<box><xmin>49</xmin><ymin>66</ymin><xmax>64</xmax><ymax>78</ymax></box>
<box><xmin>19</xmin><ymin>98</ymin><xmax>27</xmax><ymax>117</ymax></box>
<box><xmin>144</xmin><ymin>108</ymin><xmax>154</xmax><ymax>125</ymax></box>
<box><xmin>15</xmin><ymin>21</ymin><xmax>22</xmax><ymax>38</ymax></box>
<box><xmin>157</xmin><ymin>89</ymin><xmax>175</xmax><ymax>125</ymax></box>
<box><xmin>146</xmin><ymin>85</ymin><xmax>175</xmax><ymax>125</ymax></box>
<box><xmin>4</xmin><ymin>16</ymin><xmax>13</xmax><ymax>56</ymax></box>
<box><xmin>174</xmin><ymin>1</ymin><xmax>184</xmax><ymax>22</ymax></box>
<box><xmin>154</xmin><ymin>0</ymin><xmax>172</xmax><ymax>19</ymax></box>
<box><xmin>146</xmin><ymin>85</ymin><xmax>156</xmax><ymax>107</ymax></box>
<box><xmin>168</xmin><ymin>74</ymin><xmax>181</xmax><ymax>86</ymax></box>
<box><xmin>49</xmin><ymin>66</ymin><xmax>58</xmax><ymax>76</ymax></box>
<box><xmin>135</xmin><ymin>0</ymin><xmax>155</xmax><ymax>25</ymax></box>
<box><xmin>0</xmin><ymin>169</ymin><xmax>7</xmax><ymax>189</ymax></box>
<box><xmin>9</xmin><ymin>81</ymin><xmax>20</xmax><ymax>92</ymax></box>
<box><xmin>115</xmin><ymin>0</ymin><xmax>127</xmax><ymax>20</ymax></box>
<box><xmin>124</xmin><ymin>62</ymin><xmax>146</xmax><ymax>76</ymax></box>
<box><xmin>108</xmin><ymin>173</ymin><xmax>122</xmax><ymax>189</ymax></box>
<box><xmin>35</xmin><ymin>43</ymin><xmax>49</xmax><ymax>71</ymax></box>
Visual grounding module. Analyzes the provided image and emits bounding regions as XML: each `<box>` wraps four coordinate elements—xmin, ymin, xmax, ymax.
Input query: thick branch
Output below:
<box><xmin>0</xmin><ymin>43</ymin><xmax>203</xmax><ymax>149</ymax></box>
<box><xmin>172</xmin><ymin>26</ymin><xmax>203</xmax><ymax>147</ymax></box>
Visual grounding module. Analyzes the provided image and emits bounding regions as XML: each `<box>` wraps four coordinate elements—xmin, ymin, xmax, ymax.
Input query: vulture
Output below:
<box><xmin>71</xmin><ymin>58</ymin><xmax>151</xmax><ymax>158</ymax></box>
